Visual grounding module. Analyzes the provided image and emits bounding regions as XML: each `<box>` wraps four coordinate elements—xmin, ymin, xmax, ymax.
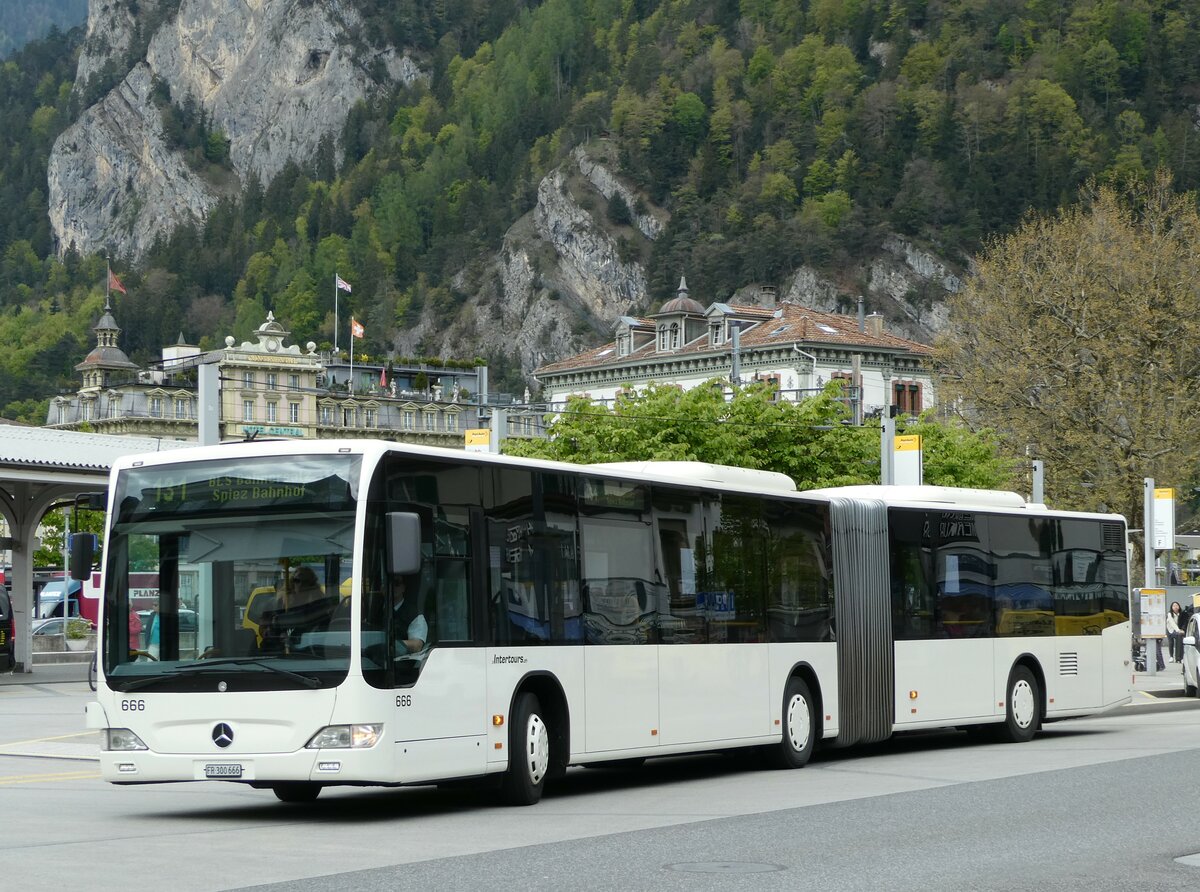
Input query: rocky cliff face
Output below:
<box><xmin>400</xmin><ymin>147</ymin><xmax>655</xmax><ymax>382</ymax></box>
<box><xmin>50</xmin><ymin>0</ymin><xmax>421</xmax><ymax>259</ymax></box>
<box><xmin>403</xmin><ymin>146</ymin><xmax>964</xmax><ymax>388</ymax></box>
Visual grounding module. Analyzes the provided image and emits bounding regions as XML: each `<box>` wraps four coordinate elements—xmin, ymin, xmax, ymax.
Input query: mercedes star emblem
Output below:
<box><xmin>212</xmin><ymin>723</ymin><xmax>234</xmax><ymax>748</ymax></box>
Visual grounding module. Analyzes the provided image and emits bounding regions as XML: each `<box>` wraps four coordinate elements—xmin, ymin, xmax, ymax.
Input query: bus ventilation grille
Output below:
<box><xmin>1101</xmin><ymin>523</ymin><xmax>1124</xmax><ymax>551</ymax></box>
<box><xmin>1059</xmin><ymin>653</ymin><xmax>1079</xmax><ymax>676</ymax></box>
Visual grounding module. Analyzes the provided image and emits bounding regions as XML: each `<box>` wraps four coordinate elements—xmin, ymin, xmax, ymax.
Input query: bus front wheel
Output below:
<box><xmin>767</xmin><ymin>677</ymin><xmax>816</xmax><ymax>769</ymax></box>
<box><xmin>999</xmin><ymin>666</ymin><xmax>1040</xmax><ymax>743</ymax></box>
<box><xmin>272</xmin><ymin>782</ymin><xmax>321</xmax><ymax>803</ymax></box>
<box><xmin>501</xmin><ymin>692</ymin><xmax>550</xmax><ymax>806</ymax></box>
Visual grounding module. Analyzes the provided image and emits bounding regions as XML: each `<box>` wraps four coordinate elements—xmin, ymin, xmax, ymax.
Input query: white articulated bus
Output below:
<box><xmin>84</xmin><ymin>440</ymin><xmax>1131</xmax><ymax>805</ymax></box>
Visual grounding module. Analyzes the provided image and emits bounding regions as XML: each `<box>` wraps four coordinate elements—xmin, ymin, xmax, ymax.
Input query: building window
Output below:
<box><xmin>894</xmin><ymin>381</ymin><xmax>923</xmax><ymax>415</ymax></box>
<box><xmin>658</xmin><ymin>326</ymin><xmax>668</xmax><ymax>351</ymax></box>
<box><xmin>150</xmin><ymin>397</ymin><xmax>163</xmax><ymax>418</ymax></box>
<box><xmin>289</xmin><ymin>374</ymin><xmax>299</xmax><ymax>390</ymax></box>
<box><xmin>81</xmin><ymin>401</ymin><xmax>92</xmax><ymax>421</ymax></box>
<box><xmin>617</xmin><ymin>333</ymin><xmax>629</xmax><ymax>357</ymax></box>
<box><xmin>402</xmin><ymin>410</ymin><xmax>415</xmax><ymax>430</ymax></box>
<box><xmin>710</xmin><ymin>321</ymin><xmax>724</xmax><ymax>346</ymax></box>
<box><xmin>175</xmin><ymin>398</ymin><xmax>188</xmax><ymax>419</ymax></box>
<box><xmin>343</xmin><ymin>407</ymin><xmax>356</xmax><ymax>427</ymax></box>
<box><xmin>267</xmin><ymin>373</ymin><xmax>277</xmax><ymax>391</ymax></box>
<box><xmin>424</xmin><ymin>413</ymin><xmax>436</xmax><ymax>431</ymax></box>
<box><xmin>364</xmin><ymin>408</ymin><xmax>376</xmax><ymax>428</ymax></box>
<box><xmin>265</xmin><ymin>402</ymin><xmax>277</xmax><ymax>423</ymax></box>
<box><xmin>289</xmin><ymin>403</ymin><xmax>300</xmax><ymax>424</ymax></box>
<box><xmin>669</xmin><ymin>322</ymin><xmax>680</xmax><ymax>349</ymax></box>
<box><xmin>445</xmin><ymin>413</ymin><xmax>458</xmax><ymax>432</ymax></box>
<box><xmin>243</xmin><ymin>400</ymin><xmax>254</xmax><ymax>422</ymax></box>
<box><xmin>321</xmin><ymin>405</ymin><xmax>333</xmax><ymax>425</ymax></box>
<box><xmin>243</xmin><ymin>371</ymin><xmax>253</xmax><ymax>388</ymax></box>
<box><xmin>57</xmin><ymin>403</ymin><xmax>67</xmax><ymax>424</ymax></box>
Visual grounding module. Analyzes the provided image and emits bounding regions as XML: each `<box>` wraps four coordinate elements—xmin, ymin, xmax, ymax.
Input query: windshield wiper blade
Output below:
<box><xmin>117</xmin><ymin>658</ymin><xmax>322</xmax><ymax>690</ymax></box>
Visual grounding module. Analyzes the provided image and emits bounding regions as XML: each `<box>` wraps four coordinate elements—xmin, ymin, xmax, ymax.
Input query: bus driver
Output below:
<box><xmin>393</xmin><ymin>577</ymin><xmax>428</xmax><ymax>655</ymax></box>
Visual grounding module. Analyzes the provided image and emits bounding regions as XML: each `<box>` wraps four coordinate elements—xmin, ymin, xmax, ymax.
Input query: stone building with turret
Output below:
<box><xmin>48</xmin><ymin>303</ymin><xmax>485</xmax><ymax>445</ymax></box>
<box><xmin>535</xmin><ymin>277</ymin><xmax>935</xmax><ymax>418</ymax></box>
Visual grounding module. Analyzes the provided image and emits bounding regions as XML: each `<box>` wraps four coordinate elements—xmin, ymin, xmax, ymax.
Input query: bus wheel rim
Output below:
<box><xmin>786</xmin><ymin>693</ymin><xmax>811</xmax><ymax>751</ymax></box>
<box><xmin>526</xmin><ymin>713</ymin><xmax>549</xmax><ymax>784</ymax></box>
<box><xmin>1011</xmin><ymin>679</ymin><xmax>1035</xmax><ymax>729</ymax></box>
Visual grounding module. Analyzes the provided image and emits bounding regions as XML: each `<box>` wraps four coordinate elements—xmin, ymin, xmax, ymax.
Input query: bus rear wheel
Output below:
<box><xmin>998</xmin><ymin>666</ymin><xmax>1040</xmax><ymax>743</ymax></box>
<box><xmin>272</xmin><ymin>782</ymin><xmax>321</xmax><ymax>803</ymax></box>
<box><xmin>767</xmin><ymin>677</ymin><xmax>816</xmax><ymax>769</ymax></box>
<box><xmin>501</xmin><ymin>692</ymin><xmax>550</xmax><ymax>806</ymax></box>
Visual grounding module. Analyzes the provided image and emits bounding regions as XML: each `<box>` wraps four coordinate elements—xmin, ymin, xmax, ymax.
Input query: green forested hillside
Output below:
<box><xmin>1</xmin><ymin>0</ymin><xmax>1198</xmax><ymax>420</ymax></box>
<box><xmin>0</xmin><ymin>0</ymin><xmax>86</xmax><ymax>59</ymax></box>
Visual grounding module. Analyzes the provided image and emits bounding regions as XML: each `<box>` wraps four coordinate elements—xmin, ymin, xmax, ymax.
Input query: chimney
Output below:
<box><xmin>866</xmin><ymin>313</ymin><xmax>884</xmax><ymax>338</ymax></box>
<box><xmin>761</xmin><ymin>285</ymin><xmax>777</xmax><ymax>307</ymax></box>
<box><xmin>857</xmin><ymin>296</ymin><xmax>865</xmax><ymax>332</ymax></box>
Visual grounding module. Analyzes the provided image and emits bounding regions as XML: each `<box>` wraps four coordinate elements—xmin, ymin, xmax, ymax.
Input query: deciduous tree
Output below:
<box><xmin>935</xmin><ymin>172</ymin><xmax>1200</xmax><ymax>522</ymax></box>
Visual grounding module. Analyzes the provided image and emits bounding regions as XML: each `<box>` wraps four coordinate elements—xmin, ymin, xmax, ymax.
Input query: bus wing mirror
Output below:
<box><xmin>386</xmin><ymin>512</ymin><xmax>422</xmax><ymax>576</ymax></box>
<box><xmin>69</xmin><ymin>533</ymin><xmax>97</xmax><ymax>581</ymax></box>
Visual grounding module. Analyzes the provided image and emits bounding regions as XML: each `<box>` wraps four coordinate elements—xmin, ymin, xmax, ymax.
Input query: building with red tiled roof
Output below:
<box><xmin>535</xmin><ymin>277</ymin><xmax>934</xmax><ymax>417</ymax></box>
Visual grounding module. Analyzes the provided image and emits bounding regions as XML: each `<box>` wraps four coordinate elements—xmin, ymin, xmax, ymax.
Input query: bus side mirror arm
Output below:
<box><xmin>386</xmin><ymin>512</ymin><xmax>422</xmax><ymax>576</ymax></box>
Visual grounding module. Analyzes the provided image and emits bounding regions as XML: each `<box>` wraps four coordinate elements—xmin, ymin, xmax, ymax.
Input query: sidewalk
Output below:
<box><xmin>1132</xmin><ymin>659</ymin><xmax>1192</xmax><ymax>702</ymax></box>
<box><xmin>0</xmin><ymin>661</ymin><xmax>88</xmax><ymax>685</ymax></box>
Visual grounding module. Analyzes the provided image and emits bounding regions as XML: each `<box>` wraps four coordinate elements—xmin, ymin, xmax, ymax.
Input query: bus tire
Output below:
<box><xmin>501</xmin><ymin>692</ymin><xmax>550</xmax><ymax>806</ymax></box>
<box><xmin>767</xmin><ymin>677</ymin><xmax>816</xmax><ymax>769</ymax></box>
<box><xmin>999</xmin><ymin>665</ymin><xmax>1040</xmax><ymax>743</ymax></box>
<box><xmin>272</xmin><ymin>782</ymin><xmax>321</xmax><ymax>803</ymax></box>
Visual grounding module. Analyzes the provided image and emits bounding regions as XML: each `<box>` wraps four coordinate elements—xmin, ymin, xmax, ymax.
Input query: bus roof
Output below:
<box><xmin>109</xmin><ymin>440</ymin><xmax>1123</xmax><ymax>521</ymax></box>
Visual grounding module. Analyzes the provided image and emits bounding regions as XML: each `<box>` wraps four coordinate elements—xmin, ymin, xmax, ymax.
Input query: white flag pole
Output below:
<box><xmin>333</xmin><ymin>274</ymin><xmax>339</xmax><ymax>354</ymax></box>
<box><xmin>349</xmin><ymin>319</ymin><xmax>354</xmax><ymax>392</ymax></box>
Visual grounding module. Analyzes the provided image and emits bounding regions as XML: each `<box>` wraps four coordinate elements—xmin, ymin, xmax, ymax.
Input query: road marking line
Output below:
<box><xmin>0</xmin><ymin>770</ymin><xmax>99</xmax><ymax>785</ymax></box>
<box><xmin>0</xmin><ymin>730</ymin><xmax>96</xmax><ymax>748</ymax></box>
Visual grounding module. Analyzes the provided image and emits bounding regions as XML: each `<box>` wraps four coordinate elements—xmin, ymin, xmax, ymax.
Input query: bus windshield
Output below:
<box><xmin>101</xmin><ymin>454</ymin><xmax>361</xmax><ymax>692</ymax></box>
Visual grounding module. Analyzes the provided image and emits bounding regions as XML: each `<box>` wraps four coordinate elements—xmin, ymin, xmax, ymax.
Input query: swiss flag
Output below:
<box><xmin>108</xmin><ymin>269</ymin><xmax>127</xmax><ymax>294</ymax></box>
<box><xmin>350</xmin><ymin>317</ymin><xmax>364</xmax><ymax>339</ymax></box>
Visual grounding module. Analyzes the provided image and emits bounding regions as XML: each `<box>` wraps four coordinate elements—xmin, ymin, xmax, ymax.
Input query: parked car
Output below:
<box><xmin>1182</xmin><ymin>615</ymin><xmax>1200</xmax><ymax>697</ymax></box>
<box><xmin>0</xmin><ymin>588</ymin><xmax>13</xmax><ymax>670</ymax></box>
<box><xmin>32</xmin><ymin>616</ymin><xmax>94</xmax><ymax>637</ymax></box>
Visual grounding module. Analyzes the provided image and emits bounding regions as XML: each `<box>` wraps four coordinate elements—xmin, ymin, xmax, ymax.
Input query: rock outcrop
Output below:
<box><xmin>50</xmin><ymin>0</ymin><xmax>422</xmax><ymax>259</ymax></box>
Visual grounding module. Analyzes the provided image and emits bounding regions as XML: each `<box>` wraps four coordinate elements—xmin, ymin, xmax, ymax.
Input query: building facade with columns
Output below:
<box><xmin>48</xmin><ymin>307</ymin><xmax>484</xmax><ymax>446</ymax></box>
<box><xmin>535</xmin><ymin>279</ymin><xmax>934</xmax><ymax>416</ymax></box>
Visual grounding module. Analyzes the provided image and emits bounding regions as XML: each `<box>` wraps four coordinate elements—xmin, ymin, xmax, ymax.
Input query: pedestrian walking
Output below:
<box><xmin>1166</xmin><ymin>601</ymin><xmax>1185</xmax><ymax>663</ymax></box>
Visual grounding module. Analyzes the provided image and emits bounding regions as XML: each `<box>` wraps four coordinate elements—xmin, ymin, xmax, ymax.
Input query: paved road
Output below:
<box><xmin>1</xmin><ymin>675</ymin><xmax>1196</xmax><ymax>891</ymax></box>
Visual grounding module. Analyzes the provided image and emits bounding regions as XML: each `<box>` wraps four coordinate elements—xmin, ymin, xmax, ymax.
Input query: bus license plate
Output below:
<box><xmin>204</xmin><ymin>763</ymin><xmax>242</xmax><ymax>778</ymax></box>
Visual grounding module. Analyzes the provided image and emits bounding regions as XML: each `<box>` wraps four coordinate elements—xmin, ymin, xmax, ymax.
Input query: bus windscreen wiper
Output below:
<box><xmin>119</xmin><ymin>658</ymin><xmax>322</xmax><ymax>691</ymax></box>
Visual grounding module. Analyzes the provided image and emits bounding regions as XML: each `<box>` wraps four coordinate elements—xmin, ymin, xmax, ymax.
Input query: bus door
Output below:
<box><xmin>890</xmin><ymin>509</ymin><xmax>995</xmax><ymax>727</ymax></box>
<box><xmin>578</xmin><ymin>477</ymin><xmax>659</xmax><ymax>754</ymax></box>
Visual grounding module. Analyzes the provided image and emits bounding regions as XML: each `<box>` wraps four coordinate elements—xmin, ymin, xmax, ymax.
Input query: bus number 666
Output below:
<box><xmin>396</xmin><ymin>695</ymin><xmax>412</xmax><ymax>707</ymax></box>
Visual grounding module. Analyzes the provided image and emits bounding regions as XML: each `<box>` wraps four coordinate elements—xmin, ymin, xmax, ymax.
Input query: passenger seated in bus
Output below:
<box><xmin>260</xmin><ymin>567</ymin><xmax>339</xmax><ymax>652</ymax></box>
<box><xmin>392</xmin><ymin>576</ymin><xmax>428</xmax><ymax>655</ymax></box>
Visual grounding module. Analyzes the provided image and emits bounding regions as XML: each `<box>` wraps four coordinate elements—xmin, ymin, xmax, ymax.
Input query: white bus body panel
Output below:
<box><xmin>390</xmin><ymin>649</ymin><xmax>488</xmax><ymax>783</ymax></box>
<box><xmin>584</xmin><ymin>646</ymin><xmax>660</xmax><ymax>752</ymax></box>
<box><xmin>658</xmin><ymin>644</ymin><xmax>769</xmax><ymax>745</ymax></box>
<box><xmin>894</xmin><ymin>639</ymin><xmax>996</xmax><ymax>726</ymax></box>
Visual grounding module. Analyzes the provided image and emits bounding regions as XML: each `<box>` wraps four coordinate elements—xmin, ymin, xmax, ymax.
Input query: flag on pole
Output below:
<box><xmin>108</xmin><ymin>268</ymin><xmax>127</xmax><ymax>295</ymax></box>
<box><xmin>379</xmin><ymin>365</ymin><xmax>388</xmax><ymax>388</ymax></box>
<box><xmin>350</xmin><ymin>317</ymin><xmax>364</xmax><ymax>339</ymax></box>
<box><xmin>335</xmin><ymin>274</ymin><xmax>353</xmax><ymax>293</ymax></box>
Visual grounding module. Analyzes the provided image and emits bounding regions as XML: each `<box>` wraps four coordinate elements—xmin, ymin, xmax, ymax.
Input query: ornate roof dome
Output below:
<box><xmin>657</xmin><ymin>274</ymin><xmax>704</xmax><ymax>315</ymax></box>
<box><xmin>659</xmin><ymin>295</ymin><xmax>705</xmax><ymax>314</ymax></box>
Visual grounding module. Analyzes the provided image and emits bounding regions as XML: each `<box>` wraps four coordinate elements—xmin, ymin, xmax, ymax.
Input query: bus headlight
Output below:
<box><xmin>305</xmin><ymin>724</ymin><xmax>383</xmax><ymax>749</ymax></box>
<box><xmin>103</xmin><ymin>728</ymin><xmax>148</xmax><ymax>751</ymax></box>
